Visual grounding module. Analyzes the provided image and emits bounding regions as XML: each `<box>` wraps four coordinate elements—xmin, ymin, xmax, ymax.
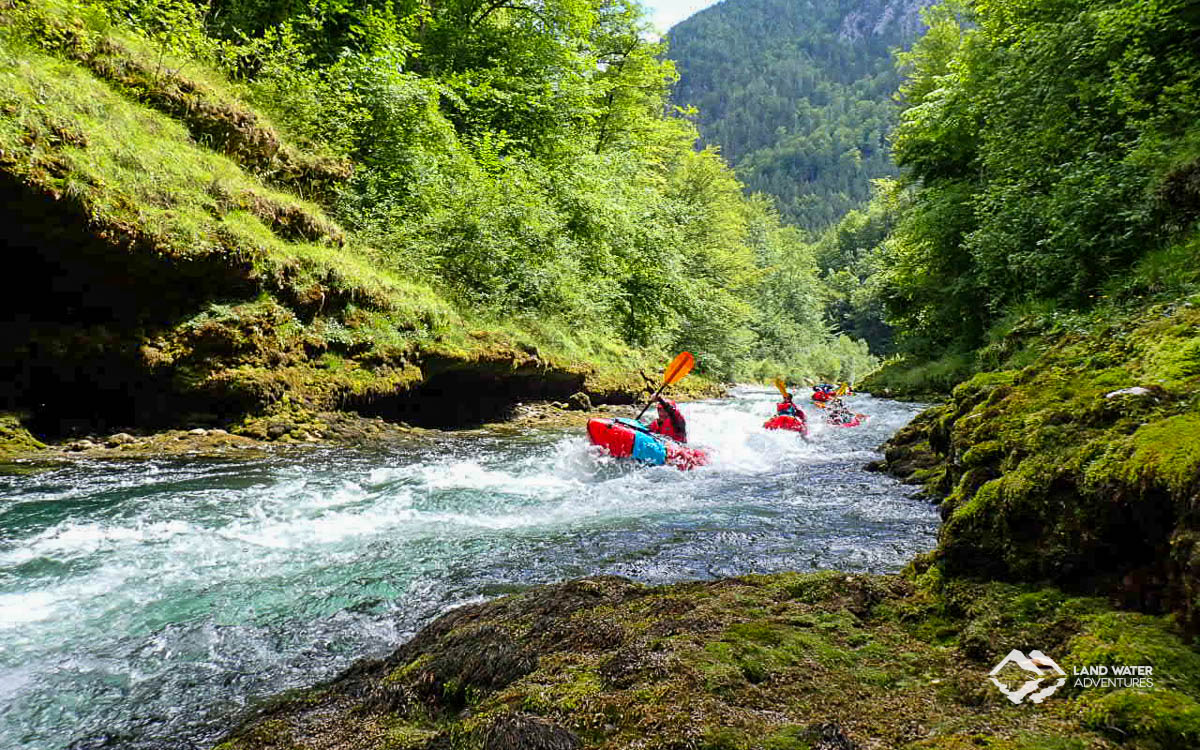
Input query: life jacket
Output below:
<box><xmin>649</xmin><ymin>399</ymin><xmax>687</xmax><ymax>443</ymax></box>
<box><xmin>776</xmin><ymin>401</ymin><xmax>803</xmax><ymax>419</ymax></box>
<box><xmin>812</xmin><ymin>390</ymin><xmax>831</xmax><ymax>403</ymax></box>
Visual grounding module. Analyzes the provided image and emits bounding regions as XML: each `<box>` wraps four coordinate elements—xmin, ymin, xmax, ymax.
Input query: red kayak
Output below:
<box><xmin>586</xmin><ymin>417</ymin><xmax>709</xmax><ymax>471</ymax></box>
<box><xmin>827</xmin><ymin>413</ymin><xmax>868</xmax><ymax>428</ymax></box>
<box><xmin>812</xmin><ymin>400</ymin><xmax>869</xmax><ymax>428</ymax></box>
<box><xmin>763</xmin><ymin>414</ymin><xmax>808</xmax><ymax>437</ymax></box>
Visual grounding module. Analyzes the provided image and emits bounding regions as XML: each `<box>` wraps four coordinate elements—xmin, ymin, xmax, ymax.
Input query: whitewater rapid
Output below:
<box><xmin>0</xmin><ymin>387</ymin><xmax>936</xmax><ymax>749</ymax></box>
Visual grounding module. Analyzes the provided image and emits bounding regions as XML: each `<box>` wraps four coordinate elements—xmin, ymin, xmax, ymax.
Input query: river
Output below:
<box><xmin>0</xmin><ymin>388</ymin><xmax>938</xmax><ymax>749</ymax></box>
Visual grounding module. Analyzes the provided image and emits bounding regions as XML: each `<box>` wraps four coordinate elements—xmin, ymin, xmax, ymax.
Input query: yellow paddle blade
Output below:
<box><xmin>773</xmin><ymin>378</ymin><xmax>790</xmax><ymax>399</ymax></box>
<box><xmin>835</xmin><ymin>383</ymin><xmax>850</xmax><ymax>397</ymax></box>
<box><xmin>662</xmin><ymin>351</ymin><xmax>694</xmax><ymax>386</ymax></box>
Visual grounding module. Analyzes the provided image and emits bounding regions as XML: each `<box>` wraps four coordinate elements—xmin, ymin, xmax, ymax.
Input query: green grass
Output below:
<box><xmin>0</xmin><ymin>30</ymin><xmax>439</xmax><ymax>319</ymax></box>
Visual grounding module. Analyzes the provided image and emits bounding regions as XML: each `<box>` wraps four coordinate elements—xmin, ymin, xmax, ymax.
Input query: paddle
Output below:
<box><xmin>773</xmin><ymin>378</ymin><xmax>790</xmax><ymax>400</ymax></box>
<box><xmin>636</xmin><ymin>352</ymin><xmax>695</xmax><ymax>420</ymax></box>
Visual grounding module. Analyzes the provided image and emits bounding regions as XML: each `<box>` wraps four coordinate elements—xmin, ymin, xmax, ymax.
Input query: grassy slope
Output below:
<box><xmin>0</xmin><ymin>3</ymin><xmax>714</xmax><ymax>454</ymax></box>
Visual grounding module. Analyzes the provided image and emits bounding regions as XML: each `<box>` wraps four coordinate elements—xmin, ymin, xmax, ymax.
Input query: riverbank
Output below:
<box><xmin>0</xmin><ymin>0</ymin><xmax>736</xmax><ymax>458</ymax></box>
<box><xmin>215</xmin><ymin>572</ymin><xmax>1200</xmax><ymax>750</ymax></box>
<box><xmin>878</xmin><ymin>300</ymin><xmax>1200</xmax><ymax>627</ymax></box>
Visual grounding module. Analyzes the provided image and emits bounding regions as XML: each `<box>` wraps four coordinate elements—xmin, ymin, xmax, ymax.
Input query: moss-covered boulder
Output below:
<box><xmin>0</xmin><ymin>411</ymin><xmax>46</xmax><ymax>458</ymax></box>
<box><xmin>216</xmin><ymin>573</ymin><xmax>1200</xmax><ymax>750</ymax></box>
<box><xmin>880</xmin><ymin>301</ymin><xmax>1200</xmax><ymax>624</ymax></box>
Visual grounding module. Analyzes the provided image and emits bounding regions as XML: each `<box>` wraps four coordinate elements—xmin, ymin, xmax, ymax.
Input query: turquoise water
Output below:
<box><xmin>0</xmin><ymin>388</ymin><xmax>937</xmax><ymax>749</ymax></box>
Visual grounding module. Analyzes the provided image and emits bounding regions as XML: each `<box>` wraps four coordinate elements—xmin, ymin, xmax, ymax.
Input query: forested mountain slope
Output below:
<box><xmin>667</xmin><ymin>0</ymin><xmax>930</xmax><ymax>229</ymax></box>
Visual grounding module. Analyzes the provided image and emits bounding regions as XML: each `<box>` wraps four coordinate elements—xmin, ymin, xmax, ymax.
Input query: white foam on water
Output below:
<box><xmin>0</xmin><ymin>590</ymin><xmax>58</xmax><ymax>627</ymax></box>
<box><xmin>0</xmin><ymin>518</ymin><xmax>198</xmax><ymax>566</ymax></box>
<box><xmin>420</xmin><ymin>459</ymin><xmax>583</xmax><ymax>495</ymax></box>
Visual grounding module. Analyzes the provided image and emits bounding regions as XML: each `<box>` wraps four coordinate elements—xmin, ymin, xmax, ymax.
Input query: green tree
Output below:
<box><xmin>880</xmin><ymin>0</ymin><xmax>1200</xmax><ymax>355</ymax></box>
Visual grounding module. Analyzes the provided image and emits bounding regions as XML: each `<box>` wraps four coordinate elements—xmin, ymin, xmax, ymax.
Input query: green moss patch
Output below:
<box><xmin>216</xmin><ymin>574</ymin><xmax>1200</xmax><ymax>750</ymax></box>
<box><xmin>0</xmin><ymin>412</ymin><xmax>46</xmax><ymax>458</ymax></box>
<box><xmin>880</xmin><ymin>302</ymin><xmax>1200</xmax><ymax>624</ymax></box>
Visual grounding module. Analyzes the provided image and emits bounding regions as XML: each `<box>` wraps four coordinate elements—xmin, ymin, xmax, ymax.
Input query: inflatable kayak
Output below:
<box><xmin>811</xmin><ymin>400</ymin><xmax>868</xmax><ymax>428</ymax></box>
<box><xmin>763</xmin><ymin>414</ymin><xmax>808</xmax><ymax>436</ymax></box>
<box><xmin>586</xmin><ymin>417</ymin><xmax>709</xmax><ymax>471</ymax></box>
<box><xmin>827</xmin><ymin>413</ymin><xmax>868</xmax><ymax>428</ymax></box>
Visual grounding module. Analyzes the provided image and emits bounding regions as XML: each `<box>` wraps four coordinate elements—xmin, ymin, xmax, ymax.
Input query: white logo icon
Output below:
<box><xmin>988</xmin><ymin>649</ymin><xmax>1067</xmax><ymax>704</ymax></box>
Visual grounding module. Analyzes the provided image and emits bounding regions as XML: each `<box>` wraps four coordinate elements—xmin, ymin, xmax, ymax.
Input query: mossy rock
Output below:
<box><xmin>0</xmin><ymin>412</ymin><xmax>46</xmax><ymax>458</ymax></box>
<box><xmin>878</xmin><ymin>303</ymin><xmax>1200</xmax><ymax>625</ymax></box>
<box><xmin>215</xmin><ymin>574</ymin><xmax>1200</xmax><ymax>750</ymax></box>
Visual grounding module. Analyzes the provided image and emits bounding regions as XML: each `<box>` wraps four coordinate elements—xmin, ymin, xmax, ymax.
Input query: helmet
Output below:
<box><xmin>657</xmin><ymin>397</ymin><xmax>678</xmax><ymax>411</ymax></box>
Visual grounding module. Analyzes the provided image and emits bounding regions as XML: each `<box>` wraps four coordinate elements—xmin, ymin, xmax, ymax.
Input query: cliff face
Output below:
<box><xmin>837</xmin><ymin>0</ymin><xmax>929</xmax><ymax>41</ymax></box>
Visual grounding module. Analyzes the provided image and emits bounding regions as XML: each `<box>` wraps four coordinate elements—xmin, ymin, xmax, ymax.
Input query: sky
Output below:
<box><xmin>643</xmin><ymin>0</ymin><xmax>721</xmax><ymax>33</ymax></box>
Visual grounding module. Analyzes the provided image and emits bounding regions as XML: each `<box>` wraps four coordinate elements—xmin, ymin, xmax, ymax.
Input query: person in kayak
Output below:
<box><xmin>776</xmin><ymin>391</ymin><xmax>806</xmax><ymax>421</ymax></box>
<box><xmin>827</xmin><ymin>402</ymin><xmax>854</xmax><ymax>424</ymax></box>
<box><xmin>812</xmin><ymin>384</ymin><xmax>835</xmax><ymax>404</ymax></box>
<box><xmin>648</xmin><ymin>396</ymin><xmax>688</xmax><ymax>443</ymax></box>
<box><xmin>824</xmin><ymin>391</ymin><xmax>859</xmax><ymax>424</ymax></box>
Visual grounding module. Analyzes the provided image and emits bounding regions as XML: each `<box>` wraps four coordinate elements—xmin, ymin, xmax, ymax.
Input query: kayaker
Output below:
<box><xmin>812</xmin><ymin>384</ymin><xmax>835</xmax><ymax>404</ymax></box>
<box><xmin>776</xmin><ymin>392</ymin><xmax>806</xmax><ymax>420</ymax></box>
<box><xmin>826</xmin><ymin>397</ymin><xmax>854</xmax><ymax>424</ymax></box>
<box><xmin>648</xmin><ymin>396</ymin><xmax>688</xmax><ymax>443</ymax></box>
